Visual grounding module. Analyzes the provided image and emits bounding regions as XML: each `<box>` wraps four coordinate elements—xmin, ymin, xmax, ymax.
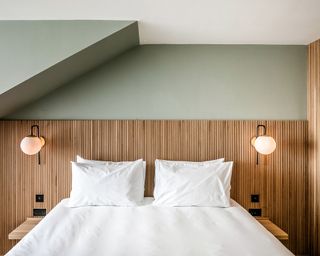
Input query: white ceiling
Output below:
<box><xmin>1</xmin><ymin>0</ymin><xmax>320</xmax><ymax>45</ymax></box>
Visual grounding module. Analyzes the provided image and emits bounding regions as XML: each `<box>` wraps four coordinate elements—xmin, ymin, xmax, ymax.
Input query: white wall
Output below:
<box><xmin>0</xmin><ymin>0</ymin><xmax>320</xmax><ymax>44</ymax></box>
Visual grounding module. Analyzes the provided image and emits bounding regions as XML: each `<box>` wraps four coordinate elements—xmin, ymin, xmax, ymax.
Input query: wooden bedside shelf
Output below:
<box><xmin>256</xmin><ymin>217</ymin><xmax>288</xmax><ymax>240</ymax></box>
<box><xmin>9</xmin><ymin>217</ymin><xmax>43</xmax><ymax>240</ymax></box>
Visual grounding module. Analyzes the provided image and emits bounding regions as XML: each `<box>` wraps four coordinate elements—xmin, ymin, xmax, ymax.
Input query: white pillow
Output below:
<box><xmin>69</xmin><ymin>159</ymin><xmax>145</xmax><ymax>207</ymax></box>
<box><xmin>157</xmin><ymin>158</ymin><xmax>224</xmax><ymax>167</ymax></box>
<box><xmin>77</xmin><ymin>155</ymin><xmax>127</xmax><ymax>165</ymax></box>
<box><xmin>153</xmin><ymin>159</ymin><xmax>233</xmax><ymax>207</ymax></box>
<box><xmin>77</xmin><ymin>155</ymin><xmax>146</xmax><ymax>185</ymax></box>
<box><xmin>77</xmin><ymin>155</ymin><xmax>146</xmax><ymax>171</ymax></box>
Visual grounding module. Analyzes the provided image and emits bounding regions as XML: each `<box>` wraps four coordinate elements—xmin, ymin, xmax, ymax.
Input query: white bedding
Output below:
<box><xmin>6</xmin><ymin>198</ymin><xmax>293</xmax><ymax>256</ymax></box>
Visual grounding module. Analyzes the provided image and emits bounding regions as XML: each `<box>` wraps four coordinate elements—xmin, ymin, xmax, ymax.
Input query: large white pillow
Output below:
<box><xmin>69</xmin><ymin>159</ymin><xmax>145</xmax><ymax>207</ymax></box>
<box><xmin>153</xmin><ymin>159</ymin><xmax>233</xmax><ymax>207</ymax></box>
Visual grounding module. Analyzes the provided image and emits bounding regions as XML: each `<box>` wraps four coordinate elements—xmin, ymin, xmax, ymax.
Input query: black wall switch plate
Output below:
<box><xmin>35</xmin><ymin>194</ymin><xmax>44</xmax><ymax>202</ymax></box>
<box><xmin>33</xmin><ymin>208</ymin><xmax>46</xmax><ymax>217</ymax></box>
<box><xmin>251</xmin><ymin>194</ymin><xmax>260</xmax><ymax>203</ymax></box>
<box><xmin>249</xmin><ymin>208</ymin><xmax>262</xmax><ymax>217</ymax></box>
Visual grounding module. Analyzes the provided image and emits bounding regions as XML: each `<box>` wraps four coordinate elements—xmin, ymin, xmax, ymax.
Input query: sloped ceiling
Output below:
<box><xmin>0</xmin><ymin>0</ymin><xmax>319</xmax><ymax>44</ymax></box>
<box><xmin>0</xmin><ymin>20</ymin><xmax>139</xmax><ymax>117</ymax></box>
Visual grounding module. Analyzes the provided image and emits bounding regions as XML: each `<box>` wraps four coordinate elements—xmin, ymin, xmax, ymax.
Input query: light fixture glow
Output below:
<box><xmin>20</xmin><ymin>125</ymin><xmax>45</xmax><ymax>165</ymax></box>
<box><xmin>20</xmin><ymin>135</ymin><xmax>44</xmax><ymax>155</ymax></box>
<box><xmin>251</xmin><ymin>124</ymin><xmax>276</xmax><ymax>164</ymax></box>
<box><xmin>253</xmin><ymin>135</ymin><xmax>276</xmax><ymax>155</ymax></box>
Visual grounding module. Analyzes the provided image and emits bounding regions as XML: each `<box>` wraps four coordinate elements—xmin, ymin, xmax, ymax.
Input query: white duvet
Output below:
<box><xmin>6</xmin><ymin>198</ymin><xmax>293</xmax><ymax>256</ymax></box>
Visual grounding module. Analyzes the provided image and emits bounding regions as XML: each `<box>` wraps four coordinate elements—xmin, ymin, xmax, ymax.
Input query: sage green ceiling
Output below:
<box><xmin>0</xmin><ymin>20</ymin><xmax>139</xmax><ymax>117</ymax></box>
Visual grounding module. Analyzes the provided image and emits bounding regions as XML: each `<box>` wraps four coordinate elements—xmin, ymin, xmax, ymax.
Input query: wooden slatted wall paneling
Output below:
<box><xmin>0</xmin><ymin>120</ymin><xmax>308</xmax><ymax>255</ymax></box>
<box><xmin>308</xmin><ymin>39</ymin><xmax>320</xmax><ymax>256</ymax></box>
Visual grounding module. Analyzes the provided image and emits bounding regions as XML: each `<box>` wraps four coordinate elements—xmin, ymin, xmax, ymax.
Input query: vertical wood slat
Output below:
<box><xmin>308</xmin><ymin>39</ymin><xmax>320</xmax><ymax>256</ymax></box>
<box><xmin>0</xmin><ymin>120</ymin><xmax>308</xmax><ymax>255</ymax></box>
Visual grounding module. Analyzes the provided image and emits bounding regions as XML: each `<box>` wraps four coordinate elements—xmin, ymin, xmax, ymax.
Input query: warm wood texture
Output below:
<box><xmin>308</xmin><ymin>39</ymin><xmax>320</xmax><ymax>256</ymax></box>
<box><xmin>256</xmin><ymin>217</ymin><xmax>288</xmax><ymax>240</ymax></box>
<box><xmin>0</xmin><ymin>120</ymin><xmax>308</xmax><ymax>255</ymax></box>
<box><xmin>8</xmin><ymin>218</ymin><xmax>43</xmax><ymax>240</ymax></box>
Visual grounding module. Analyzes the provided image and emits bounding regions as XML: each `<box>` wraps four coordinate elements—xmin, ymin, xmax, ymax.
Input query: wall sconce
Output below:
<box><xmin>251</xmin><ymin>124</ymin><xmax>276</xmax><ymax>165</ymax></box>
<box><xmin>20</xmin><ymin>125</ymin><xmax>45</xmax><ymax>165</ymax></box>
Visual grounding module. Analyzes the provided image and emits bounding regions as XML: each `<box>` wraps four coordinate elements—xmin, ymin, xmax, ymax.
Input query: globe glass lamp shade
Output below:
<box><xmin>20</xmin><ymin>136</ymin><xmax>43</xmax><ymax>155</ymax></box>
<box><xmin>254</xmin><ymin>136</ymin><xmax>276</xmax><ymax>155</ymax></box>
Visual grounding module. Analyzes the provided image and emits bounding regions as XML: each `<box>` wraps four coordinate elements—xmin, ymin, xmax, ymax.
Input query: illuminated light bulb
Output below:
<box><xmin>254</xmin><ymin>136</ymin><xmax>276</xmax><ymax>155</ymax></box>
<box><xmin>20</xmin><ymin>136</ymin><xmax>44</xmax><ymax>155</ymax></box>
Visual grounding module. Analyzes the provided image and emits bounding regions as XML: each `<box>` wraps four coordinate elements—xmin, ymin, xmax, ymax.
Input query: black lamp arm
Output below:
<box><xmin>255</xmin><ymin>124</ymin><xmax>266</xmax><ymax>165</ymax></box>
<box><xmin>256</xmin><ymin>124</ymin><xmax>266</xmax><ymax>137</ymax></box>
<box><xmin>30</xmin><ymin>125</ymin><xmax>40</xmax><ymax>137</ymax></box>
<box><xmin>30</xmin><ymin>125</ymin><xmax>41</xmax><ymax>165</ymax></box>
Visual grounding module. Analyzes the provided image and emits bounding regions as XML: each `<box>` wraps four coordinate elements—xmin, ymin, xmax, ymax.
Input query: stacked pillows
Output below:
<box><xmin>153</xmin><ymin>159</ymin><xmax>233</xmax><ymax>207</ymax></box>
<box><xmin>69</xmin><ymin>156</ymin><xmax>233</xmax><ymax>208</ymax></box>
<box><xmin>69</xmin><ymin>156</ymin><xmax>146</xmax><ymax>207</ymax></box>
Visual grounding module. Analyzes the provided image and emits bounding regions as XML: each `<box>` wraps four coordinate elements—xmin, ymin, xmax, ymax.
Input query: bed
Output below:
<box><xmin>6</xmin><ymin>198</ymin><xmax>293</xmax><ymax>256</ymax></box>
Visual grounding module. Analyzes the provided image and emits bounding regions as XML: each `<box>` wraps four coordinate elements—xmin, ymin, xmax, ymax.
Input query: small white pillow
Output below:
<box><xmin>153</xmin><ymin>159</ymin><xmax>233</xmax><ymax>207</ymax></box>
<box><xmin>69</xmin><ymin>159</ymin><xmax>145</xmax><ymax>207</ymax></box>
<box><xmin>77</xmin><ymin>155</ymin><xmax>146</xmax><ymax>171</ymax></box>
<box><xmin>157</xmin><ymin>158</ymin><xmax>224</xmax><ymax>167</ymax></box>
<box><xmin>77</xmin><ymin>155</ymin><xmax>146</xmax><ymax>186</ymax></box>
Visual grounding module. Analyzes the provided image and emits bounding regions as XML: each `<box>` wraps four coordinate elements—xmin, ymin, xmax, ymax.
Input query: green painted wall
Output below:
<box><xmin>7</xmin><ymin>45</ymin><xmax>307</xmax><ymax>120</ymax></box>
<box><xmin>0</xmin><ymin>20</ymin><xmax>135</xmax><ymax>94</ymax></box>
<box><xmin>0</xmin><ymin>21</ymin><xmax>139</xmax><ymax>118</ymax></box>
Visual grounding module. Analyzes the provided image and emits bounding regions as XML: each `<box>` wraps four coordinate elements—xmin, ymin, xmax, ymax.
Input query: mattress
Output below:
<box><xmin>6</xmin><ymin>198</ymin><xmax>293</xmax><ymax>256</ymax></box>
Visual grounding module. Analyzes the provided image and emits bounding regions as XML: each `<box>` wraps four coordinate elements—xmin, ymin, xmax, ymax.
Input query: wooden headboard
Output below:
<box><xmin>0</xmin><ymin>120</ymin><xmax>307</xmax><ymax>255</ymax></box>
